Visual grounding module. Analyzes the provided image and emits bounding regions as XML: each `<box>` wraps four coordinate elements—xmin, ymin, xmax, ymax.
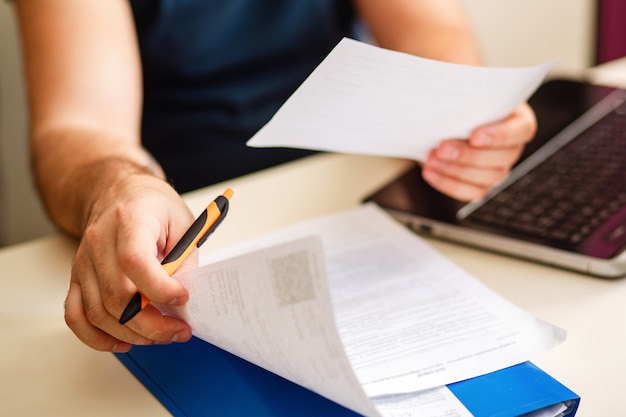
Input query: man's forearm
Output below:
<box><xmin>31</xmin><ymin>127</ymin><xmax>165</xmax><ymax>237</ymax></box>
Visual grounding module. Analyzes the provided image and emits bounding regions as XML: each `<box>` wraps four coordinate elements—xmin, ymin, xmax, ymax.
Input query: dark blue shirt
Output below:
<box><xmin>129</xmin><ymin>0</ymin><xmax>356</xmax><ymax>192</ymax></box>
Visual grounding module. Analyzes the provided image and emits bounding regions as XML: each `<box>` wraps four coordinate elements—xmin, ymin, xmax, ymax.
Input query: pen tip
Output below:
<box><xmin>119</xmin><ymin>292</ymin><xmax>144</xmax><ymax>325</ymax></box>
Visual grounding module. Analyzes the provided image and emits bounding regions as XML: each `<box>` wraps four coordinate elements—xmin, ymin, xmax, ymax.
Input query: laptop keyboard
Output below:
<box><xmin>466</xmin><ymin>103</ymin><xmax>626</xmax><ymax>247</ymax></box>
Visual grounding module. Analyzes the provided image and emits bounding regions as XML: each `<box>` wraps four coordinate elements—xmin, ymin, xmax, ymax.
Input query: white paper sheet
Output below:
<box><xmin>372</xmin><ymin>388</ymin><xmax>472</xmax><ymax>417</ymax></box>
<box><xmin>247</xmin><ymin>38</ymin><xmax>555</xmax><ymax>161</ymax></box>
<box><xmin>159</xmin><ymin>204</ymin><xmax>565</xmax><ymax>416</ymax></box>
<box><xmin>160</xmin><ymin>236</ymin><xmax>380</xmax><ymax>417</ymax></box>
<box><xmin>314</xmin><ymin>205</ymin><xmax>565</xmax><ymax>397</ymax></box>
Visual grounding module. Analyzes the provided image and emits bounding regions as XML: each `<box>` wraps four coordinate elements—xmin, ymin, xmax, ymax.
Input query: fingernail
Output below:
<box><xmin>439</xmin><ymin>144</ymin><xmax>460</xmax><ymax>160</ymax></box>
<box><xmin>112</xmin><ymin>343</ymin><xmax>132</xmax><ymax>353</ymax></box>
<box><xmin>168</xmin><ymin>297</ymin><xmax>183</xmax><ymax>306</ymax></box>
<box><xmin>171</xmin><ymin>329</ymin><xmax>191</xmax><ymax>343</ymax></box>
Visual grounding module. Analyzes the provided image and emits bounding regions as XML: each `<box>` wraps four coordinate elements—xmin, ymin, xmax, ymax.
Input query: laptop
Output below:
<box><xmin>366</xmin><ymin>78</ymin><xmax>626</xmax><ymax>278</ymax></box>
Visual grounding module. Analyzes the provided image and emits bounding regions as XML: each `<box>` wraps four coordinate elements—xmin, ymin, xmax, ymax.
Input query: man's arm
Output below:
<box><xmin>354</xmin><ymin>0</ymin><xmax>482</xmax><ymax>65</ymax></box>
<box><xmin>16</xmin><ymin>0</ymin><xmax>154</xmax><ymax>235</ymax></box>
<box><xmin>14</xmin><ymin>0</ymin><xmax>193</xmax><ymax>351</ymax></box>
<box><xmin>354</xmin><ymin>0</ymin><xmax>537</xmax><ymax>201</ymax></box>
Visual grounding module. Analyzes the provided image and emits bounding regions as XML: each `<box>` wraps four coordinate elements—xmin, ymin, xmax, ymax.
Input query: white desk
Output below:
<box><xmin>1</xmin><ymin>151</ymin><xmax>625</xmax><ymax>417</ymax></box>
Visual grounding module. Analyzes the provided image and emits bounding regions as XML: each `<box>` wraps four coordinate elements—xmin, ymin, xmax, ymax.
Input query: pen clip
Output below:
<box><xmin>161</xmin><ymin>191</ymin><xmax>231</xmax><ymax>275</ymax></box>
<box><xmin>197</xmin><ymin>196</ymin><xmax>229</xmax><ymax>247</ymax></box>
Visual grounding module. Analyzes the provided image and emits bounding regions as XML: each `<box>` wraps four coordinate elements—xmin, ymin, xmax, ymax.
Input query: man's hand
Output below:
<box><xmin>422</xmin><ymin>103</ymin><xmax>536</xmax><ymax>201</ymax></box>
<box><xmin>64</xmin><ymin>174</ymin><xmax>194</xmax><ymax>352</ymax></box>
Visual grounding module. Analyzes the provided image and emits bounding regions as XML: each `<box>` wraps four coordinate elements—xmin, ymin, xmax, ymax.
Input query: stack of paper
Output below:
<box><xmin>145</xmin><ymin>204</ymin><xmax>578</xmax><ymax>417</ymax></box>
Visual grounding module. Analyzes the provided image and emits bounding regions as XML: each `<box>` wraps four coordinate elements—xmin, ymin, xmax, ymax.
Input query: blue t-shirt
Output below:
<box><xmin>129</xmin><ymin>0</ymin><xmax>356</xmax><ymax>192</ymax></box>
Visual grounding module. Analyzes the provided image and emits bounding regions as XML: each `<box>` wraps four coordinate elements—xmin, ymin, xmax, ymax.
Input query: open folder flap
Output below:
<box><xmin>115</xmin><ymin>338</ymin><xmax>579</xmax><ymax>417</ymax></box>
<box><xmin>448</xmin><ymin>361</ymin><xmax>580</xmax><ymax>417</ymax></box>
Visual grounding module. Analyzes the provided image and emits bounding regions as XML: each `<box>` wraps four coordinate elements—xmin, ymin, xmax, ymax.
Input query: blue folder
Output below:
<box><xmin>115</xmin><ymin>336</ymin><xmax>579</xmax><ymax>417</ymax></box>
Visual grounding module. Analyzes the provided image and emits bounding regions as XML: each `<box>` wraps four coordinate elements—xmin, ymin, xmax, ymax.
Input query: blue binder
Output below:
<box><xmin>115</xmin><ymin>336</ymin><xmax>579</xmax><ymax>416</ymax></box>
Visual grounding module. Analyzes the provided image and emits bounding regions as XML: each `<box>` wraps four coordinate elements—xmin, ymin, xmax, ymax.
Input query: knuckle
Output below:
<box><xmin>504</xmin><ymin>148</ymin><xmax>524</xmax><ymax>169</ymax></box>
<box><xmin>147</xmin><ymin>330</ymin><xmax>170</xmax><ymax>343</ymax></box>
<box><xmin>99</xmin><ymin>279</ymin><xmax>117</xmax><ymax>302</ymax></box>
<box><xmin>527</xmin><ymin>115</ymin><xmax>538</xmax><ymax>137</ymax></box>
<box><xmin>83</xmin><ymin>297</ymin><xmax>109</xmax><ymax>325</ymax></box>
<box><xmin>117</xmin><ymin>247</ymin><xmax>144</xmax><ymax>272</ymax></box>
<box><xmin>146</xmin><ymin>320</ymin><xmax>175</xmax><ymax>343</ymax></box>
<box><xmin>64</xmin><ymin>304</ymin><xmax>113</xmax><ymax>352</ymax></box>
<box><xmin>64</xmin><ymin>282</ymin><xmax>84</xmax><ymax>329</ymax></box>
<box><xmin>146</xmin><ymin>317</ymin><xmax>182</xmax><ymax>344</ymax></box>
<box><xmin>517</xmin><ymin>111</ymin><xmax>537</xmax><ymax>144</ymax></box>
<box><xmin>100</xmin><ymin>283</ymin><xmax>125</xmax><ymax>316</ymax></box>
<box><xmin>82</xmin><ymin>222</ymin><xmax>102</xmax><ymax>246</ymax></box>
<box><xmin>64</xmin><ymin>305</ymin><xmax>81</xmax><ymax>332</ymax></box>
<box><xmin>84</xmin><ymin>335</ymin><xmax>121</xmax><ymax>352</ymax></box>
<box><xmin>122</xmin><ymin>329</ymin><xmax>155</xmax><ymax>346</ymax></box>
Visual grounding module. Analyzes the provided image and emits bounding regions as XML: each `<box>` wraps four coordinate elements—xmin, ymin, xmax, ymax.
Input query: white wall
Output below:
<box><xmin>462</xmin><ymin>0</ymin><xmax>596</xmax><ymax>75</ymax></box>
<box><xmin>0</xmin><ymin>1</ymin><xmax>597</xmax><ymax>246</ymax></box>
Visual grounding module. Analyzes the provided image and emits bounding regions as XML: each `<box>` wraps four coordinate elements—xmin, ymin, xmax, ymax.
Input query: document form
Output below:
<box><xmin>247</xmin><ymin>38</ymin><xmax>554</xmax><ymax>161</ymax></box>
<box><xmin>158</xmin><ymin>205</ymin><xmax>565</xmax><ymax>417</ymax></box>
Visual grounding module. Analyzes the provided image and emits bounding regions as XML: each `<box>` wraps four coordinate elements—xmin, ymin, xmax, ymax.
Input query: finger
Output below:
<box><xmin>433</xmin><ymin>140</ymin><xmax>524</xmax><ymax>170</ymax></box>
<box><xmin>74</xmin><ymin>254</ymin><xmax>191</xmax><ymax>344</ymax></box>
<box><xmin>469</xmin><ymin>103</ymin><xmax>537</xmax><ymax>148</ymax></box>
<box><xmin>82</xmin><ymin>226</ymin><xmax>191</xmax><ymax>342</ymax></box>
<box><xmin>422</xmin><ymin>165</ymin><xmax>490</xmax><ymax>202</ymax></box>
<box><xmin>72</xmin><ymin>248</ymin><xmax>156</xmax><ymax>346</ymax></box>
<box><xmin>123</xmin><ymin>304</ymin><xmax>193</xmax><ymax>344</ymax></box>
<box><xmin>67</xmin><ymin>252</ymin><xmax>191</xmax><ymax>349</ymax></box>
<box><xmin>81</xmin><ymin>218</ymin><xmax>137</xmax><ymax>320</ymax></box>
<box><xmin>65</xmin><ymin>270</ymin><xmax>133</xmax><ymax>352</ymax></box>
<box><xmin>115</xmin><ymin>209</ymin><xmax>191</xmax><ymax>307</ymax></box>
<box><xmin>424</xmin><ymin>154</ymin><xmax>509</xmax><ymax>188</ymax></box>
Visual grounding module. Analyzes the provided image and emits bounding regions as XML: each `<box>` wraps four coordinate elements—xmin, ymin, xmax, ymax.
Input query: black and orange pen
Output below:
<box><xmin>119</xmin><ymin>188</ymin><xmax>234</xmax><ymax>324</ymax></box>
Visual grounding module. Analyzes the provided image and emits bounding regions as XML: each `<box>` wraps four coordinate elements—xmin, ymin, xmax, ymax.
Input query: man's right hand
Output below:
<box><xmin>64</xmin><ymin>173</ymin><xmax>195</xmax><ymax>352</ymax></box>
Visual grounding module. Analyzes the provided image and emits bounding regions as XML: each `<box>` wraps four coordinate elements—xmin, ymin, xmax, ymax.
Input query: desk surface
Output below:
<box><xmin>1</xmin><ymin>152</ymin><xmax>625</xmax><ymax>417</ymax></box>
